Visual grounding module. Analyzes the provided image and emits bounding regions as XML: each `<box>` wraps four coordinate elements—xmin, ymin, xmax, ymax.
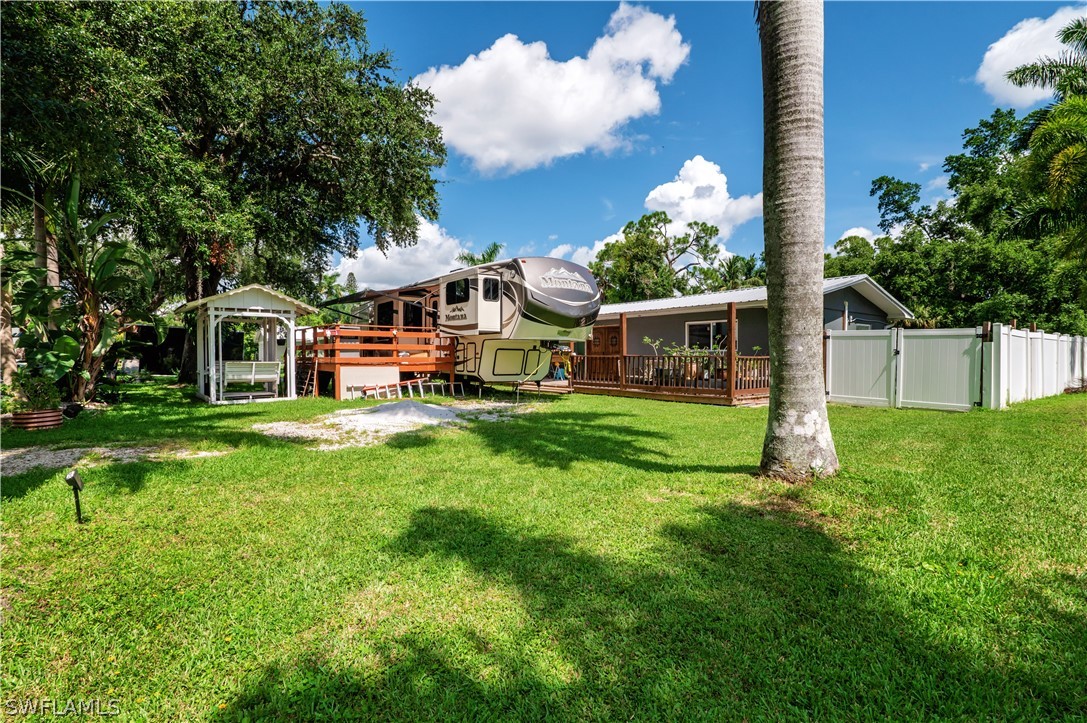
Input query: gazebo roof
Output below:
<box><xmin>175</xmin><ymin>284</ymin><xmax>318</xmax><ymax>316</ymax></box>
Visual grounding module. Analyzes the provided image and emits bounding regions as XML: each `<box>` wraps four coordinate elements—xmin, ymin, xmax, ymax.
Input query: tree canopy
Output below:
<box><xmin>829</xmin><ymin>104</ymin><xmax>1087</xmax><ymax>335</ymax></box>
<box><xmin>588</xmin><ymin>212</ymin><xmax>726</xmax><ymax>303</ymax></box>
<box><xmin>2</xmin><ymin>1</ymin><xmax>446</xmax><ymax>307</ymax></box>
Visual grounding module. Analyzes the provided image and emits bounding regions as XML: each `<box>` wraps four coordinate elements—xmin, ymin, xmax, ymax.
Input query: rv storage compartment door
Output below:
<box><xmin>478</xmin><ymin>274</ymin><xmax>502</xmax><ymax>333</ymax></box>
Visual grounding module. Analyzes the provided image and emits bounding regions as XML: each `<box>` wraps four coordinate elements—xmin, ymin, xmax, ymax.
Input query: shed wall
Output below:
<box><xmin>823</xmin><ymin>288</ymin><xmax>891</xmax><ymax>330</ymax></box>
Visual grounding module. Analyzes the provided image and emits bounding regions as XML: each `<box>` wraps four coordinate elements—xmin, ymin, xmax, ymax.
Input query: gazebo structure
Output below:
<box><xmin>176</xmin><ymin>284</ymin><xmax>317</xmax><ymax>404</ymax></box>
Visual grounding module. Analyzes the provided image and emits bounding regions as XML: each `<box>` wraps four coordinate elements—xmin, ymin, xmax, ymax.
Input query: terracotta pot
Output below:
<box><xmin>11</xmin><ymin>408</ymin><xmax>64</xmax><ymax>430</ymax></box>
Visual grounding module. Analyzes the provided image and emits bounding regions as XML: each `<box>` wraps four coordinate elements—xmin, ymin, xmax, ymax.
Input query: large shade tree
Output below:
<box><xmin>3</xmin><ymin>1</ymin><xmax>447</xmax><ymax>381</ymax></box>
<box><xmin>756</xmin><ymin>0</ymin><xmax>838</xmax><ymax>479</ymax></box>
<box><xmin>589</xmin><ymin>211</ymin><xmax>720</xmax><ymax>303</ymax></box>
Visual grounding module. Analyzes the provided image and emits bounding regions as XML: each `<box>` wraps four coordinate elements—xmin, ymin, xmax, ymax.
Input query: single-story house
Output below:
<box><xmin>588</xmin><ymin>274</ymin><xmax>914</xmax><ymax>356</ymax></box>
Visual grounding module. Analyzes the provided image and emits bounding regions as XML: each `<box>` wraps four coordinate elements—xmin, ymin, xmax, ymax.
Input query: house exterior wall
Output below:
<box><xmin>737</xmin><ymin>308</ymin><xmax>769</xmax><ymax>354</ymax></box>
<box><xmin>823</xmin><ymin>288</ymin><xmax>891</xmax><ymax>330</ymax></box>
<box><xmin>602</xmin><ymin>290</ymin><xmax>891</xmax><ymax>356</ymax></box>
<box><xmin>620</xmin><ymin>307</ymin><xmax>768</xmax><ymax>355</ymax></box>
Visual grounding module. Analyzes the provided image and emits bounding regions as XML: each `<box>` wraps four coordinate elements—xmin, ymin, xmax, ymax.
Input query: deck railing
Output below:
<box><xmin>295</xmin><ymin>324</ymin><xmax>455</xmax><ymax>368</ymax></box>
<box><xmin>571</xmin><ymin>353</ymin><xmax>770</xmax><ymax>400</ymax></box>
<box><xmin>734</xmin><ymin>355</ymin><xmax>771</xmax><ymax>394</ymax></box>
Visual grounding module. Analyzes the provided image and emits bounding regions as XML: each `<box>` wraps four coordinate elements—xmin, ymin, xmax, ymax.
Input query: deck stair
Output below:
<box><xmin>296</xmin><ymin>360</ymin><xmax>317</xmax><ymax>398</ymax></box>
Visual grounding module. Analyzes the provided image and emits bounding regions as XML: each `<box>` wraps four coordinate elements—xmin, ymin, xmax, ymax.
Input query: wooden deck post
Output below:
<box><xmin>619</xmin><ymin>312</ymin><xmax>628</xmax><ymax>390</ymax></box>
<box><xmin>727</xmin><ymin>302</ymin><xmax>737</xmax><ymax>401</ymax></box>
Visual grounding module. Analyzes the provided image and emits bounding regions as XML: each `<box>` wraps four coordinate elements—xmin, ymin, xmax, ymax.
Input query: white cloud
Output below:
<box><xmin>976</xmin><ymin>5</ymin><xmax>1086</xmax><ymax>107</ymax></box>
<box><xmin>926</xmin><ymin>175</ymin><xmax>949</xmax><ymax>191</ymax></box>
<box><xmin>548</xmin><ymin>243</ymin><xmax>574</xmax><ymax>259</ymax></box>
<box><xmin>413</xmin><ymin>2</ymin><xmax>689</xmax><ymax>174</ymax></box>
<box><xmin>827</xmin><ymin>226</ymin><xmax>879</xmax><ymax>256</ymax></box>
<box><xmin>336</xmin><ymin>218</ymin><xmax>465</xmax><ymax>289</ymax></box>
<box><xmin>918</xmin><ymin>162</ymin><xmax>931</xmax><ymax>173</ymax></box>
<box><xmin>570</xmin><ymin>232</ymin><xmax>622</xmax><ymax>268</ymax></box>
<box><xmin>643</xmin><ymin>155</ymin><xmax>762</xmax><ymax>240</ymax></box>
<box><xmin>558</xmin><ymin>156</ymin><xmax>760</xmax><ymax>269</ymax></box>
<box><xmin>838</xmin><ymin>226</ymin><xmax>878</xmax><ymax>242</ymax></box>
<box><xmin>547</xmin><ymin>234</ymin><xmax>559</xmax><ymax>241</ymax></box>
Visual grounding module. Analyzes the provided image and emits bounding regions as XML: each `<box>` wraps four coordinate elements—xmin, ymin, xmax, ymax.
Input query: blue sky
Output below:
<box><xmin>337</xmin><ymin>1</ymin><xmax>1084</xmax><ymax>289</ymax></box>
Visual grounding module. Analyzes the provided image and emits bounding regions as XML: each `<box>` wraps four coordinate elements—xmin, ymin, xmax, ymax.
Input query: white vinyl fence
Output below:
<box><xmin>826</xmin><ymin>324</ymin><xmax>1086</xmax><ymax>411</ymax></box>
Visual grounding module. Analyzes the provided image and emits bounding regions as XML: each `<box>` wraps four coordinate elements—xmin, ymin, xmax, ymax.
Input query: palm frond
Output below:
<box><xmin>1058</xmin><ymin>16</ymin><xmax>1087</xmax><ymax>53</ymax></box>
<box><xmin>1046</xmin><ymin>143</ymin><xmax>1087</xmax><ymax>204</ymax></box>
<box><xmin>1005</xmin><ymin>55</ymin><xmax>1083</xmax><ymax>92</ymax></box>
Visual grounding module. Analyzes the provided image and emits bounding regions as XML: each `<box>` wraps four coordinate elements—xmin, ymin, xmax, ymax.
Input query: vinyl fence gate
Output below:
<box><xmin>825</xmin><ymin>325</ymin><xmax>1086</xmax><ymax>411</ymax></box>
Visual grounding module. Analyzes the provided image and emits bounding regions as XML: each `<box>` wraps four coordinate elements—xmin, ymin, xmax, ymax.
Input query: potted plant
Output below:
<box><xmin>9</xmin><ymin>368</ymin><xmax>63</xmax><ymax>430</ymax></box>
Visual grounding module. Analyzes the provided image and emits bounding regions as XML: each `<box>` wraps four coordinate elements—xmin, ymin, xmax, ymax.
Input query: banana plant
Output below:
<box><xmin>5</xmin><ymin>175</ymin><xmax>160</xmax><ymax>402</ymax></box>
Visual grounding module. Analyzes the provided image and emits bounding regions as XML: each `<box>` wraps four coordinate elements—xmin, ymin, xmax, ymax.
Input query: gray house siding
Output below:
<box><xmin>737</xmin><ymin>308</ymin><xmax>769</xmax><ymax>354</ymax></box>
<box><xmin>620</xmin><ymin>307</ymin><xmax>768</xmax><ymax>355</ymax></box>
<box><xmin>822</xmin><ymin>288</ymin><xmax>891</xmax><ymax>330</ymax></box>
<box><xmin>607</xmin><ymin>293</ymin><xmax>889</xmax><ymax>356</ymax></box>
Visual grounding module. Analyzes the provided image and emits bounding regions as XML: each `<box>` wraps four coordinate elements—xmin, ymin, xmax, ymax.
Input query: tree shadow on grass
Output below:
<box><xmin>0</xmin><ymin>466</ymin><xmax>63</xmax><ymax>500</ymax></box>
<box><xmin>459</xmin><ymin>411</ymin><xmax>759</xmax><ymax>475</ymax></box>
<box><xmin>1</xmin><ymin>431</ymin><xmax>312</xmax><ymax>499</ymax></box>
<box><xmin>0</xmin><ymin>381</ymin><xmax>325</xmax><ymax>452</ymax></box>
<box><xmin>217</xmin><ymin>501</ymin><xmax>1082</xmax><ymax>720</ymax></box>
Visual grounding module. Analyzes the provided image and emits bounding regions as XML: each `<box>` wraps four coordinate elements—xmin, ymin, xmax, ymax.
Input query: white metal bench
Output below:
<box><xmin>218</xmin><ymin>361</ymin><xmax>282</xmax><ymax>385</ymax></box>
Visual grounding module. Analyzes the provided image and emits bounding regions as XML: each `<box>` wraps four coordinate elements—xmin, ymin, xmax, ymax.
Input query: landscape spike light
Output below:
<box><xmin>65</xmin><ymin>469</ymin><xmax>84</xmax><ymax>524</ymax></box>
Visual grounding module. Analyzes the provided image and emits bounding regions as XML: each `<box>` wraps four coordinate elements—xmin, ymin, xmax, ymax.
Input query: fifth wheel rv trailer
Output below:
<box><xmin>331</xmin><ymin>257</ymin><xmax>601</xmax><ymax>384</ymax></box>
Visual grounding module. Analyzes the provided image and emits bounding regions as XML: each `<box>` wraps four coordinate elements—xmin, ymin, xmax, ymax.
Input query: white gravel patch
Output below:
<box><xmin>2</xmin><ymin>400</ymin><xmax>534</xmax><ymax>474</ymax></box>
<box><xmin>1</xmin><ymin>446</ymin><xmax>229</xmax><ymax>476</ymax></box>
<box><xmin>253</xmin><ymin>399</ymin><xmax>529</xmax><ymax>450</ymax></box>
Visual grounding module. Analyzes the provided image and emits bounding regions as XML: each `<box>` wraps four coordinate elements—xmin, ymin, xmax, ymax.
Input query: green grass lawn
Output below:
<box><xmin>2</xmin><ymin>381</ymin><xmax>1085</xmax><ymax>720</ymax></box>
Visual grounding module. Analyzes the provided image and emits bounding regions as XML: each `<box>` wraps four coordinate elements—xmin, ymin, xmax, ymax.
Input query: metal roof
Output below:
<box><xmin>597</xmin><ymin>274</ymin><xmax>913</xmax><ymax>320</ymax></box>
<box><xmin>175</xmin><ymin>284</ymin><xmax>318</xmax><ymax>315</ymax></box>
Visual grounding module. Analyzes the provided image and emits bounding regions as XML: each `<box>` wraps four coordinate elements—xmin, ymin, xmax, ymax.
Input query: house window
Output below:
<box><xmin>850</xmin><ymin>322</ymin><xmax>872</xmax><ymax>331</ymax></box>
<box><xmin>686</xmin><ymin>320</ymin><xmax>728</xmax><ymax>350</ymax></box>
<box><xmin>445</xmin><ymin>278</ymin><xmax>470</xmax><ymax>305</ymax></box>
<box><xmin>483</xmin><ymin>277</ymin><xmax>500</xmax><ymax>302</ymax></box>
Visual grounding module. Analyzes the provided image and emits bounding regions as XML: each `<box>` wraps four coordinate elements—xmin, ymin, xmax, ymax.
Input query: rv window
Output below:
<box><xmin>376</xmin><ymin>301</ymin><xmax>395</xmax><ymax>327</ymax></box>
<box><xmin>483</xmin><ymin>277</ymin><xmax>500</xmax><ymax>302</ymax></box>
<box><xmin>446</xmin><ymin>279</ymin><xmax>470</xmax><ymax>305</ymax></box>
<box><xmin>404</xmin><ymin>303</ymin><xmax>423</xmax><ymax>328</ymax></box>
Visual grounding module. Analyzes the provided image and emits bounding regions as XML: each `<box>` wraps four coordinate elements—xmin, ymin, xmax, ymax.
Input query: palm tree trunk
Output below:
<box><xmin>757</xmin><ymin>0</ymin><xmax>839</xmax><ymax>479</ymax></box>
<box><xmin>33</xmin><ymin>183</ymin><xmax>61</xmax><ymax>319</ymax></box>
<box><xmin>1</xmin><ymin>244</ymin><xmax>17</xmax><ymax>387</ymax></box>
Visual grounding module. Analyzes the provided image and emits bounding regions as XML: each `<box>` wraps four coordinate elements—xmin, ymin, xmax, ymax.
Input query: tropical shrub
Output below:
<box><xmin>9</xmin><ymin>368</ymin><xmax>62</xmax><ymax>412</ymax></box>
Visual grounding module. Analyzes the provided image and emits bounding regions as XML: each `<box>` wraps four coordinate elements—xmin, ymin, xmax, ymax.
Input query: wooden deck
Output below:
<box><xmin>296</xmin><ymin>325</ymin><xmax>456</xmax><ymax>399</ymax></box>
<box><xmin>570</xmin><ymin>353</ymin><xmax>769</xmax><ymax>406</ymax></box>
<box><xmin>294</xmin><ymin>325</ymin><xmax>770</xmax><ymax>406</ymax></box>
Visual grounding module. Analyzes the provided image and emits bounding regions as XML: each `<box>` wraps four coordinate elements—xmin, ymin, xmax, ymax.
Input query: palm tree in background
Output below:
<box><xmin>1006</xmin><ymin>17</ymin><xmax>1086</xmax><ymax>100</ymax></box>
<box><xmin>456</xmin><ymin>242</ymin><xmax>504</xmax><ymax>267</ymax></box>
<box><xmin>756</xmin><ymin>0</ymin><xmax>839</xmax><ymax>479</ymax></box>
<box><xmin>723</xmin><ymin>254</ymin><xmax>765</xmax><ymax>289</ymax></box>
<box><xmin>1006</xmin><ymin>16</ymin><xmax>1087</xmax><ymax>150</ymax></box>
<box><xmin>1006</xmin><ymin>17</ymin><xmax>1087</xmax><ymax>275</ymax></box>
<box><xmin>1025</xmin><ymin>95</ymin><xmax>1087</xmax><ymax>269</ymax></box>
